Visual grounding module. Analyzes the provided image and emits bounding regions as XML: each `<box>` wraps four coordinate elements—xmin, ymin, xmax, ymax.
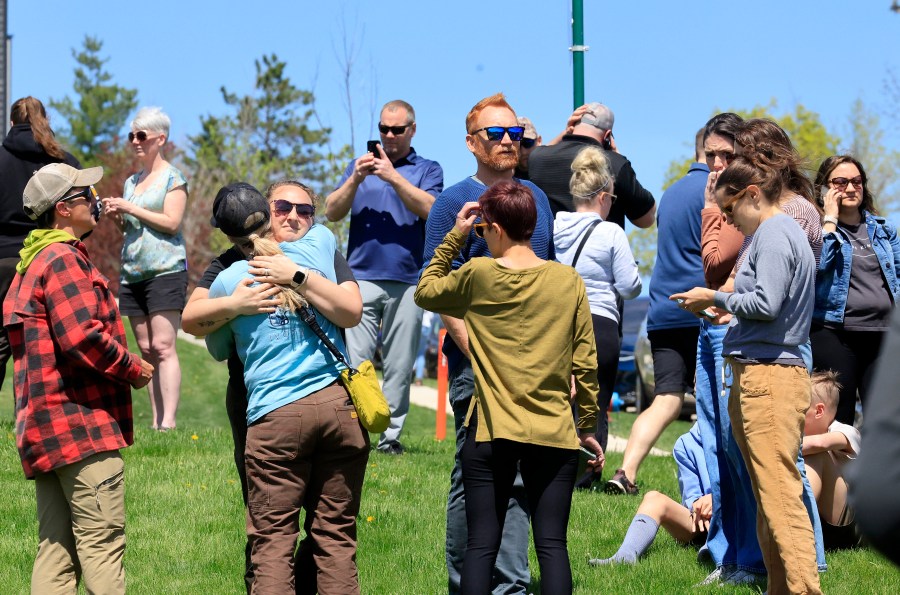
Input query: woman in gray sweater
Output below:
<box><xmin>671</xmin><ymin>156</ymin><xmax>821</xmax><ymax>595</ymax></box>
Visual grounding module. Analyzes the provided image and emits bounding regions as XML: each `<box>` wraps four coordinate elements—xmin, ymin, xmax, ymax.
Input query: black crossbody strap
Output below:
<box><xmin>298</xmin><ymin>306</ymin><xmax>357</xmax><ymax>377</ymax></box>
<box><xmin>571</xmin><ymin>219</ymin><xmax>601</xmax><ymax>268</ymax></box>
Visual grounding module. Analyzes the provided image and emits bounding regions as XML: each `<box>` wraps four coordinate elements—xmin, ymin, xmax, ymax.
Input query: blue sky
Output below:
<box><xmin>10</xmin><ymin>1</ymin><xmax>900</xmax><ymax>204</ymax></box>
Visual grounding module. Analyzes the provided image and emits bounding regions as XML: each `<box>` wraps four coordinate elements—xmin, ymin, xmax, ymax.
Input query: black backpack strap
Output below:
<box><xmin>570</xmin><ymin>219</ymin><xmax>601</xmax><ymax>268</ymax></box>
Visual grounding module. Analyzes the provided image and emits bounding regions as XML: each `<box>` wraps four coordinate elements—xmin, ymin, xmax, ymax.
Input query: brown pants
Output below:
<box><xmin>246</xmin><ymin>383</ymin><xmax>369</xmax><ymax>594</ymax></box>
<box><xmin>728</xmin><ymin>361</ymin><xmax>821</xmax><ymax>595</ymax></box>
<box><xmin>32</xmin><ymin>450</ymin><xmax>126</xmax><ymax>595</ymax></box>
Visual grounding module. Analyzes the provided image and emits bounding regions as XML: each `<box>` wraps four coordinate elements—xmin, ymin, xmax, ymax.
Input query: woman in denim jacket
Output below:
<box><xmin>811</xmin><ymin>155</ymin><xmax>900</xmax><ymax>424</ymax></box>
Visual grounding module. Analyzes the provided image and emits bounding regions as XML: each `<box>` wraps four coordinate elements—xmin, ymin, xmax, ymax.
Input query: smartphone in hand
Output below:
<box><xmin>367</xmin><ymin>140</ymin><xmax>381</xmax><ymax>156</ymax></box>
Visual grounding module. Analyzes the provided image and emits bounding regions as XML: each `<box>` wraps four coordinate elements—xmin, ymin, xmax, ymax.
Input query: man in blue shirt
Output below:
<box><xmin>607</xmin><ymin>129</ymin><xmax>708</xmax><ymax>496</ymax></box>
<box><xmin>325</xmin><ymin>100</ymin><xmax>443</xmax><ymax>455</ymax></box>
<box><xmin>422</xmin><ymin>93</ymin><xmax>555</xmax><ymax>595</ymax></box>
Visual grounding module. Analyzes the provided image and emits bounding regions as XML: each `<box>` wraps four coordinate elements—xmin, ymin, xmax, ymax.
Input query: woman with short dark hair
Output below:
<box><xmin>415</xmin><ymin>180</ymin><xmax>601</xmax><ymax>594</ymax></box>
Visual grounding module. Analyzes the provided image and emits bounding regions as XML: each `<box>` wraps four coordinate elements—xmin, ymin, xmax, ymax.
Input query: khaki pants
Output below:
<box><xmin>32</xmin><ymin>450</ymin><xmax>126</xmax><ymax>595</ymax></box>
<box><xmin>728</xmin><ymin>361</ymin><xmax>821</xmax><ymax>595</ymax></box>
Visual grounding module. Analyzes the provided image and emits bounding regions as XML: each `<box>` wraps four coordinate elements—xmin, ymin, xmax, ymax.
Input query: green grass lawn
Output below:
<box><xmin>2</xmin><ymin>335</ymin><xmax>898</xmax><ymax>593</ymax></box>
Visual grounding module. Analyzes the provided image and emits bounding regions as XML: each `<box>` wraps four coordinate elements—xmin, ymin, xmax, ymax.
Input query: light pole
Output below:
<box><xmin>0</xmin><ymin>0</ymin><xmax>7</xmax><ymax>135</ymax></box>
<box><xmin>570</xmin><ymin>0</ymin><xmax>587</xmax><ymax>109</ymax></box>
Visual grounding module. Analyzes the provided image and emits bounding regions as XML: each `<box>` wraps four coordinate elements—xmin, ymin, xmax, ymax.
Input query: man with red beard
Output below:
<box><xmin>421</xmin><ymin>93</ymin><xmax>555</xmax><ymax>595</ymax></box>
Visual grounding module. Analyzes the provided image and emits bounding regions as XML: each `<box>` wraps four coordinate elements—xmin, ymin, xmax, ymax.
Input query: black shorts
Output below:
<box><xmin>118</xmin><ymin>271</ymin><xmax>188</xmax><ymax>316</ymax></box>
<box><xmin>648</xmin><ymin>326</ymin><xmax>700</xmax><ymax>396</ymax></box>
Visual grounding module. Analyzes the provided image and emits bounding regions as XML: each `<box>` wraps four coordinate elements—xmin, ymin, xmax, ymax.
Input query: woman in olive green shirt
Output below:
<box><xmin>415</xmin><ymin>181</ymin><xmax>601</xmax><ymax>594</ymax></box>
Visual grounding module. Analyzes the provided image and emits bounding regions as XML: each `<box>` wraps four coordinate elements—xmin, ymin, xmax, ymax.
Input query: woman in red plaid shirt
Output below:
<box><xmin>3</xmin><ymin>163</ymin><xmax>153</xmax><ymax>594</ymax></box>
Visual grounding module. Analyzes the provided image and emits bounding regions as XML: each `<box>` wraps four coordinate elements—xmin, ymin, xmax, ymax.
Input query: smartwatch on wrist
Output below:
<box><xmin>291</xmin><ymin>267</ymin><xmax>309</xmax><ymax>289</ymax></box>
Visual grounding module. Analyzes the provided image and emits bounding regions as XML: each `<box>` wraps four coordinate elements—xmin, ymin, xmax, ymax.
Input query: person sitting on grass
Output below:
<box><xmin>589</xmin><ymin>423</ymin><xmax>711</xmax><ymax>565</ymax></box>
<box><xmin>804</xmin><ymin>370</ymin><xmax>862</xmax><ymax>550</ymax></box>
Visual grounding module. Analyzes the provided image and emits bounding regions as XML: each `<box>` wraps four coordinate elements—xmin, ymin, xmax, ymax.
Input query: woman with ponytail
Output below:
<box><xmin>0</xmin><ymin>97</ymin><xmax>79</xmax><ymax>390</ymax></box>
<box><xmin>672</xmin><ymin>156</ymin><xmax>822</xmax><ymax>595</ymax></box>
<box><xmin>553</xmin><ymin>145</ymin><xmax>641</xmax><ymax>485</ymax></box>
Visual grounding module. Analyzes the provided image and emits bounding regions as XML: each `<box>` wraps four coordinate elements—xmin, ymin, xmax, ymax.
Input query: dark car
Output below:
<box><xmin>632</xmin><ymin>312</ymin><xmax>696</xmax><ymax>418</ymax></box>
<box><xmin>613</xmin><ymin>296</ymin><xmax>650</xmax><ymax>404</ymax></box>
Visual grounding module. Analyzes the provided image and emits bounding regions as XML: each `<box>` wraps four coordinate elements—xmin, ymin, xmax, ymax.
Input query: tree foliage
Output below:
<box><xmin>186</xmin><ymin>54</ymin><xmax>351</xmax><ymax>252</ymax></box>
<box><xmin>49</xmin><ymin>36</ymin><xmax>138</xmax><ymax>166</ymax></box>
<box><xmin>187</xmin><ymin>54</ymin><xmax>347</xmax><ymax>193</ymax></box>
<box><xmin>843</xmin><ymin>98</ymin><xmax>900</xmax><ymax>213</ymax></box>
<box><xmin>631</xmin><ymin>101</ymin><xmax>842</xmax><ymax>278</ymax></box>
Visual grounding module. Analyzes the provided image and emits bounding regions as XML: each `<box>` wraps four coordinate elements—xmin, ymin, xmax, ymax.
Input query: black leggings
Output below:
<box><xmin>591</xmin><ymin>314</ymin><xmax>620</xmax><ymax>453</ymax></box>
<box><xmin>810</xmin><ymin>325</ymin><xmax>886</xmax><ymax>424</ymax></box>
<box><xmin>460</xmin><ymin>411</ymin><xmax>578</xmax><ymax>595</ymax></box>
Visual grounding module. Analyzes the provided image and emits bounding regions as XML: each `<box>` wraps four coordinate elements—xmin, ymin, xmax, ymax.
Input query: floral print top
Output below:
<box><xmin>120</xmin><ymin>164</ymin><xmax>188</xmax><ymax>284</ymax></box>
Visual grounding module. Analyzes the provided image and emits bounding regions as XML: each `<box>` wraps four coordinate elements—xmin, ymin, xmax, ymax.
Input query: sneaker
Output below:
<box><xmin>377</xmin><ymin>442</ymin><xmax>405</xmax><ymax>456</ymax></box>
<box><xmin>603</xmin><ymin>469</ymin><xmax>638</xmax><ymax>495</ymax></box>
<box><xmin>722</xmin><ymin>568</ymin><xmax>766</xmax><ymax>586</ymax></box>
<box><xmin>695</xmin><ymin>566</ymin><xmax>728</xmax><ymax>586</ymax></box>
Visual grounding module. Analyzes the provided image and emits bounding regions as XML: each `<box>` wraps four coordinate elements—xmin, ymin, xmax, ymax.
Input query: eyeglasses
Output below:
<box><xmin>378</xmin><ymin>123</ymin><xmax>411</xmax><ymax>135</ymax></box>
<box><xmin>829</xmin><ymin>176</ymin><xmax>863</xmax><ymax>191</ymax></box>
<box><xmin>60</xmin><ymin>186</ymin><xmax>98</xmax><ymax>205</ymax></box>
<box><xmin>520</xmin><ymin>137</ymin><xmax>537</xmax><ymax>149</ymax></box>
<box><xmin>273</xmin><ymin>200</ymin><xmax>315</xmax><ymax>217</ymax></box>
<box><xmin>470</xmin><ymin>126</ymin><xmax>526</xmax><ymax>142</ymax></box>
<box><xmin>721</xmin><ymin>188</ymin><xmax>749</xmax><ymax>218</ymax></box>
<box><xmin>127</xmin><ymin>130</ymin><xmax>159</xmax><ymax>143</ymax></box>
<box><xmin>473</xmin><ymin>221</ymin><xmax>490</xmax><ymax>238</ymax></box>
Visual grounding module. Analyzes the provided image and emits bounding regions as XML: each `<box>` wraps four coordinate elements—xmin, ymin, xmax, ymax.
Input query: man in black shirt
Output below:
<box><xmin>528</xmin><ymin>103</ymin><xmax>656</xmax><ymax>229</ymax></box>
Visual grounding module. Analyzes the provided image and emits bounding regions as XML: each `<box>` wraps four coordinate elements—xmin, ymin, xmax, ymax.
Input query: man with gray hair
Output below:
<box><xmin>325</xmin><ymin>99</ymin><xmax>444</xmax><ymax>455</ymax></box>
<box><xmin>528</xmin><ymin>102</ymin><xmax>656</xmax><ymax>228</ymax></box>
<box><xmin>513</xmin><ymin>116</ymin><xmax>541</xmax><ymax>180</ymax></box>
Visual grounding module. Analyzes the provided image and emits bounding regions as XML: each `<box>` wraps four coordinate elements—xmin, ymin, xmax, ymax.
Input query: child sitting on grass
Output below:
<box><xmin>803</xmin><ymin>370</ymin><xmax>862</xmax><ymax>550</ymax></box>
<box><xmin>589</xmin><ymin>423</ymin><xmax>711</xmax><ymax>565</ymax></box>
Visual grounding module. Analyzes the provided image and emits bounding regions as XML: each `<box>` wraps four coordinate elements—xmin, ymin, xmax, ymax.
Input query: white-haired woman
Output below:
<box><xmin>105</xmin><ymin>107</ymin><xmax>188</xmax><ymax>431</ymax></box>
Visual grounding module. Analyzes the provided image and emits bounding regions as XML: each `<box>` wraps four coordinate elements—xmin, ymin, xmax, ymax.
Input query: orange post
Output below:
<box><xmin>435</xmin><ymin>329</ymin><xmax>449</xmax><ymax>440</ymax></box>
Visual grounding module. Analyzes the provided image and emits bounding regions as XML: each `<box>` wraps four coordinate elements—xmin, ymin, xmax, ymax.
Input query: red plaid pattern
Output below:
<box><xmin>2</xmin><ymin>240</ymin><xmax>142</xmax><ymax>479</ymax></box>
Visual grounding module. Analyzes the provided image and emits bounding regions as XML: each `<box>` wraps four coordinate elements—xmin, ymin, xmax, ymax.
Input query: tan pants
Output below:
<box><xmin>32</xmin><ymin>450</ymin><xmax>126</xmax><ymax>595</ymax></box>
<box><xmin>728</xmin><ymin>361</ymin><xmax>821</xmax><ymax>595</ymax></box>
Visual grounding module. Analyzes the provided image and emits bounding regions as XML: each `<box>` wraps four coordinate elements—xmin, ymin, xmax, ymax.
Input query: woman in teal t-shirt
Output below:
<box><xmin>104</xmin><ymin>107</ymin><xmax>188</xmax><ymax>431</ymax></box>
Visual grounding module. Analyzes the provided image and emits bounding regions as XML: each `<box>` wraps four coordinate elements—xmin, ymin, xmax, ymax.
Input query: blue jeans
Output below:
<box><xmin>695</xmin><ymin>320</ymin><xmax>826</xmax><ymax>573</ymax></box>
<box><xmin>446</xmin><ymin>361</ymin><xmax>530</xmax><ymax>595</ymax></box>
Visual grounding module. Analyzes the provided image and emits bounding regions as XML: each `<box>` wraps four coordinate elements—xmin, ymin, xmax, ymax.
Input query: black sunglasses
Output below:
<box><xmin>127</xmin><ymin>130</ymin><xmax>159</xmax><ymax>143</ymax></box>
<box><xmin>60</xmin><ymin>186</ymin><xmax>98</xmax><ymax>204</ymax></box>
<box><xmin>378</xmin><ymin>123</ymin><xmax>411</xmax><ymax>135</ymax></box>
<box><xmin>471</xmin><ymin>126</ymin><xmax>526</xmax><ymax>142</ymax></box>
<box><xmin>520</xmin><ymin>137</ymin><xmax>537</xmax><ymax>149</ymax></box>
<box><xmin>273</xmin><ymin>200</ymin><xmax>315</xmax><ymax>217</ymax></box>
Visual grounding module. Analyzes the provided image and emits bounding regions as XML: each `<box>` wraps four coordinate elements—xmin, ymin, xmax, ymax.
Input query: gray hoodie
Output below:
<box><xmin>554</xmin><ymin>211</ymin><xmax>642</xmax><ymax>323</ymax></box>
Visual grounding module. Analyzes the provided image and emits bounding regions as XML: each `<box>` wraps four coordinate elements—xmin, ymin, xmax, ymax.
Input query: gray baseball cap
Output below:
<box><xmin>23</xmin><ymin>163</ymin><xmax>103</xmax><ymax>220</ymax></box>
<box><xmin>580</xmin><ymin>103</ymin><xmax>615</xmax><ymax>131</ymax></box>
<box><xmin>517</xmin><ymin>116</ymin><xmax>538</xmax><ymax>140</ymax></box>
